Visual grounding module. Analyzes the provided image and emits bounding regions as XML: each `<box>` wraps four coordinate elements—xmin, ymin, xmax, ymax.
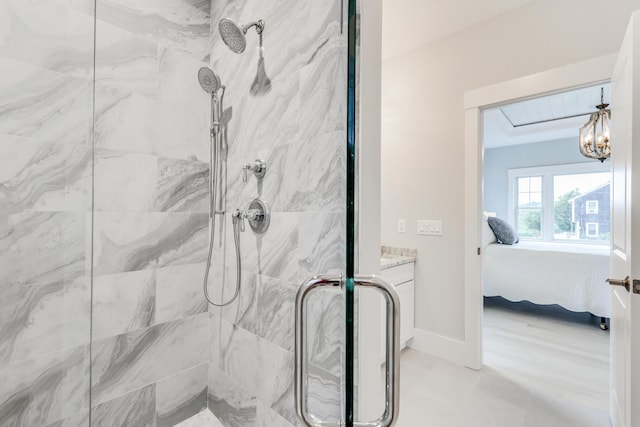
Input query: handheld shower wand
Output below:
<box><xmin>198</xmin><ymin>66</ymin><xmax>242</xmax><ymax>307</ymax></box>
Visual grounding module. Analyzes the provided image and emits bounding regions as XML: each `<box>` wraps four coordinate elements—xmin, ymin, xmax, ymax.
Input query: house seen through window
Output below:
<box><xmin>509</xmin><ymin>163</ymin><xmax>611</xmax><ymax>243</ymax></box>
<box><xmin>586</xmin><ymin>222</ymin><xmax>599</xmax><ymax>237</ymax></box>
<box><xmin>586</xmin><ymin>200</ymin><xmax>598</xmax><ymax>214</ymax></box>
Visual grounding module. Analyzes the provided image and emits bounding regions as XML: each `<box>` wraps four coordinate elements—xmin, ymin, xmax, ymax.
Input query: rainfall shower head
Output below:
<box><xmin>219</xmin><ymin>18</ymin><xmax>265</xmax><ymax>54</ymax></box>
<box><xmin>198</xmin><ymin>67</ymin><xmax>221</xmax><ymax>94</ymax></box>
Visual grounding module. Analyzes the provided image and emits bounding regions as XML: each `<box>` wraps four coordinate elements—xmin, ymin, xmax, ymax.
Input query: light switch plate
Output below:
<box><xmin>417</xmin><ymin>220</ymin><xmax>443</xmax><ymax>236</ymax></box>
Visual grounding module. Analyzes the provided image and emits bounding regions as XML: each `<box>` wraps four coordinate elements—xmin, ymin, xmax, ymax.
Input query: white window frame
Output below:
<box><xmin>507</xmin><ymin>162</ymin><xmax>609</xmax><ymax>243</ymax></box>
<box><xmin>586</xmin><ymin>222</ymin><xmax>599</xmax><ymax>237</ymax></box>
<box><xmin>586</xmin><ymin>200</ymin><xmax>599</xmax><ymax>214</ymax></box>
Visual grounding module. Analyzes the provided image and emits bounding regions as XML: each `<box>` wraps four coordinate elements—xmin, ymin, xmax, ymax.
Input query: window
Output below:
<box><xmin>508</xmin><ymin>163</ymin><xmax>610</xmax><ymax>244</ymax></box>
<box><xmin>516</xmin><ymin>176</ymin><xmax>542</xmax><ymax>238</ymax></box>
<box><xmin>586</xmin><ymin>222</ymin><xmax>599</xmax><ymax>237</ymax></box>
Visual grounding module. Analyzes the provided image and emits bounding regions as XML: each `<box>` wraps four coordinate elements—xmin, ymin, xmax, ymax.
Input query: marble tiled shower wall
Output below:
<box><xmin>91</xmin><ymin>0</ymin><xmax>212</xmax><ymax>426</ymax></box>
<box><xmin>208</xmin><ymin>0</ymin><xmax>347</xmax><ymax>426</ymax></box>
<box><xmin>0</xmin><ymin>0</ymin><xmax>213</xmax><ymax>425</ymax></box>
<box><xmin>0</xmin><ymin>0</ymin><xmax>94</xmax><ymax>425</ymax></box>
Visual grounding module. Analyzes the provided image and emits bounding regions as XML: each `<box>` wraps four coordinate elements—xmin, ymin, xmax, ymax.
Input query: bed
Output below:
<box><xmin>482</xmin><ymin>221</ymin><xmax>611</xmax><ymax>326</ymax></box>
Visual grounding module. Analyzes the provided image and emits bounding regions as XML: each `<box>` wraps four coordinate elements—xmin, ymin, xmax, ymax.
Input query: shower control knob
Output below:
<box><xmin>232</xmin><ymin>199</ymin><xmax>270</xmax><ymax>234</ymax></box>
<box><xmin>242</xmin><ymin>159</ymin><xmax>267</xmax><ymax>182</ymax></box>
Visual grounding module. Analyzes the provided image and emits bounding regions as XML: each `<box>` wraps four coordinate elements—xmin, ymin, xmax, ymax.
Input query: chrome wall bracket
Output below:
<box><xmin>295</xmin><ymin>274</ymin><xmax>400</xmax><ymax>427</ymax></box>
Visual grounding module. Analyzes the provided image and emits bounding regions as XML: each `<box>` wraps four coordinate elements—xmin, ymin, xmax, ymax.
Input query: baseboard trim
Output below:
<box><xmin>408</xmin><ymin>328</ymin><xmax>479</xmax><ymax>369</ymax></box>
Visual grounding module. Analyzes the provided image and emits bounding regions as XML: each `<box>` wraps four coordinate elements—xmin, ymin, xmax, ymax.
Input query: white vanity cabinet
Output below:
<box><xmin>380</xmin><ymin>260</ymin><xmax>415</xmax><ymax>361</ymax></box>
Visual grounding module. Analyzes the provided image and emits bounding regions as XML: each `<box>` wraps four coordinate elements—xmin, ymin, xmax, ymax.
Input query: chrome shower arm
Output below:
<box><xmin>242</xmin><ymin>19</ymin><xmax>265</xmax><ymax>35</ymax></box>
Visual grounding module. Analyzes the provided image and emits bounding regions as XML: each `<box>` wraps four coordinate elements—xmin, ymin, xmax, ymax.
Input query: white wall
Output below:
<box><xmin>484</xmin><ymin>138</ymin><xmax>589</xmax><ymax>219</ymax></box>
<box><xmin>381</xmin><ymin>0</ymin><xmax>640</xmax><ymax>343</ymax></box>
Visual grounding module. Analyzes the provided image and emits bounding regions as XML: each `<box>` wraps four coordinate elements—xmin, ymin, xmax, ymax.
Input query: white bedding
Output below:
<box><xmin>483</xmin><ymin>241</ymin><xmax>611</xmax><ymax>317</ymax></box>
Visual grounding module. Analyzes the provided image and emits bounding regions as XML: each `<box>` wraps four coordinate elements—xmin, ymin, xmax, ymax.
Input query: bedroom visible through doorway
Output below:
<box><xmin>480</xmin><ymin>84</ymin><xmax>611</xmax><ymax>418</ymax></box>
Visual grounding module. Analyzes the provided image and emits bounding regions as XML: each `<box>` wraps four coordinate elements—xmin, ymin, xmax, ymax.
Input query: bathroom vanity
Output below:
<box><xmin>380</xmin><ymin>247</ymin><xmax>416</xmax><ymax>361</ymax></box>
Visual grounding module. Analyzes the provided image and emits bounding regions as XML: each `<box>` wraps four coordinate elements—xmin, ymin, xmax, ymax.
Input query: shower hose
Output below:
<box><xmin>203</xmin><ymin>91</ymin><xmax>242</xmax><ymax>307</ymax></box>
<box><xmin>203</xmin><ymin>211</ymin><xmax>242</xmax><ymax>307</ymax></box>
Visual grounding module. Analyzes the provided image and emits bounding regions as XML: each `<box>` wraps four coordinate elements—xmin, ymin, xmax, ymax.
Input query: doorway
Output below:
<box><xmin>479</xmin><ymin>85</ymin><xmax>612</xmax><ymax>416</ymax></box>
<box><xmin>461</xmin><ymin>53</ymin><xmax>618</xmax><ymax>422</ymax></box>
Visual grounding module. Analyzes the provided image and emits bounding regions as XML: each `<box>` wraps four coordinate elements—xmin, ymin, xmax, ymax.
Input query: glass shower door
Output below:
<box><xmin>294</xmin><ymin>1</ymin><xmax>400</xmax><ymax>426</ymax></box>
<box><xmin>0</xmin><ymin>0</ymin><xmax>396</xmax><ymax>425</ymax></box>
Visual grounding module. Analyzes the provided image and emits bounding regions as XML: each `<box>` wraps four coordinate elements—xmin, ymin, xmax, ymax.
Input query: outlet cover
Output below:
<box><xmin>417</xmin><ymin>220</ymin><xmax>443</xmax><ymax>236</ymax></box>
<box><xmin>397</xmin><ymin>219</ymin><xmax>406</xmax><ymax>233</ymax></box>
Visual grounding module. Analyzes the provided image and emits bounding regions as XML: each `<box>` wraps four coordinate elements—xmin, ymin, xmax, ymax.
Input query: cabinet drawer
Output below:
<box><xmin>381</xmin><ymin>262</ymin><xmax>414</xmax><ymax>286</ymax></box>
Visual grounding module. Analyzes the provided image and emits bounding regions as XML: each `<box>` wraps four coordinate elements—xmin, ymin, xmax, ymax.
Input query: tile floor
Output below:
<box><xmin>180</xmin><ymin>297</ymin><xmax>610</xmax><ymax>426</ymax></box>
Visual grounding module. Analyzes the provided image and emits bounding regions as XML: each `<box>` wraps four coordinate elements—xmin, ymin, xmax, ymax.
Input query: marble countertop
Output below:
<box><xmin>381</xmin><ymin>254</ymin><xmax>415</xmax><ymax>269</ymax></box>
<box><xmin>380</xmin><ymin>245</ymin><xmax>417</xmax><ymax>269</ymax></box>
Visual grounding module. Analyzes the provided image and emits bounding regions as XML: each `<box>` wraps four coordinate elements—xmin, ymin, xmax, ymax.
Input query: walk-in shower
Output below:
<box><xmin>1</xmin><ymin>2</ymin><xmax>371</xmax><ymax>425</ymax></box>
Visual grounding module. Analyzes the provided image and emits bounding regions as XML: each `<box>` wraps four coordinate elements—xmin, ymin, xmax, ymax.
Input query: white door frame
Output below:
<box><xmin>462</xmin><ymin>53</ymin><xmax>617</xmax><ymax>370</ymax></box>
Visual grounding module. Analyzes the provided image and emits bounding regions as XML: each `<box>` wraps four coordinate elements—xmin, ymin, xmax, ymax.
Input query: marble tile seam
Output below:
<box><xmin>0</xmin><ymin>54</ymin><xmax>94</xmax><ymax>82</ymax></box>
<box><xmin>88</xmin><ymin>362</ymin><xmax>209</xmax><ymax>411</ymax></box>
<box><xmin>0</xmin><ymin>342</ymin><xmax>89</xmax><ymax>372</ymax></box>
<box><xmin>91</xmin><ymin>309</ymin><xmax>209</xmax><ymax>343</ymax></box>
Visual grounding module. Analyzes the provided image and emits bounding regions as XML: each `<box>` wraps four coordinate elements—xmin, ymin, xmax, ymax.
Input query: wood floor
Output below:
<box><xmin>483</xmin><ymin>297</ymin><xmax>610</xmax><ymax>413</ymax></box>
<box><xmin>395</xmin><ymin>297</ymin><xmax>610</xmax><ymax>427</ymax></box>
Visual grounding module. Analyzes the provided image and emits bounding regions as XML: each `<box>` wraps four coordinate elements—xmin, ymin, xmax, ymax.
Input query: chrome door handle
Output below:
<box><xmin>352</xmin><ymin>275</ymin><xmax>400</xmax><ymax>427</ymax></box>
<box><xmin>607</xmin><ymin>276</ymin><xmax>631</xmax><ymax>292</ymax></box>
<box><xmin>294</xmin><ymin>274</ymin><xmax>401</xmax><ymax>427</ymax></box>
<box><xmin>295</xmin><ymin>275</ymin><xmax>343</xmax><ymax>427</ymax></box>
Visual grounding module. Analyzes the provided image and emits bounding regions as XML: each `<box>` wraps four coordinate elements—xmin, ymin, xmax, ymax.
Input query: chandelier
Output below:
<box><xmin>579</xmin><ymin>87</ymin><xmax>611</xmax><ymax>162</ymax></box>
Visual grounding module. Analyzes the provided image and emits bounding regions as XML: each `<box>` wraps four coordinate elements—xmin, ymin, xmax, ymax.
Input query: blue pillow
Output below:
<box><xmin>487</xmin><ymin>217</ymin><xmax>519</xmax><ymax>245</ymax></box>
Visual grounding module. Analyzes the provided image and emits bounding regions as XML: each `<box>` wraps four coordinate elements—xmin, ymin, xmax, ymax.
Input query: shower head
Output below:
<box><xmin>219</xmin><ymin>18</ymin><xmax>265</xmax><ymax>54</ymax></box>
<box><xmin>198</xmin><ymin>67</ymin><xmax>221</xmax><ymax>94</ymax></box>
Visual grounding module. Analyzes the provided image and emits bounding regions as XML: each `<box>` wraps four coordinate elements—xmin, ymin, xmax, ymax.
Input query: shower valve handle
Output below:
<box><xmin>232</xmin><ymin>199</ymin><xmax>270</xmax><ymax>234</ymax></box>
<box><xmin>243</xmin><ymin>209</ymin><xmax>262</xmax><ymax>221</ymax></box>
<box><xmin>242</xmin><ymin>159</ymin><xmax>267</xmax><ymax>182</ymax></box>
<box><xmin>232</xmin><ymin>208</ymin><xmax>264</xmax><ymax>233</ymax></box>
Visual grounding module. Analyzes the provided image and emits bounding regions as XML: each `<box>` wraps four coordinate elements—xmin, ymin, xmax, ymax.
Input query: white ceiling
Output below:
<box><xmin>483</xmin><ymin>84</ymin><xmax>611</xmax><ymax>149</ymax></box>
<box><xmin>382</xmin><ymin>0</ymin><xmax>536</xmax><ymax>61</ymax></box>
